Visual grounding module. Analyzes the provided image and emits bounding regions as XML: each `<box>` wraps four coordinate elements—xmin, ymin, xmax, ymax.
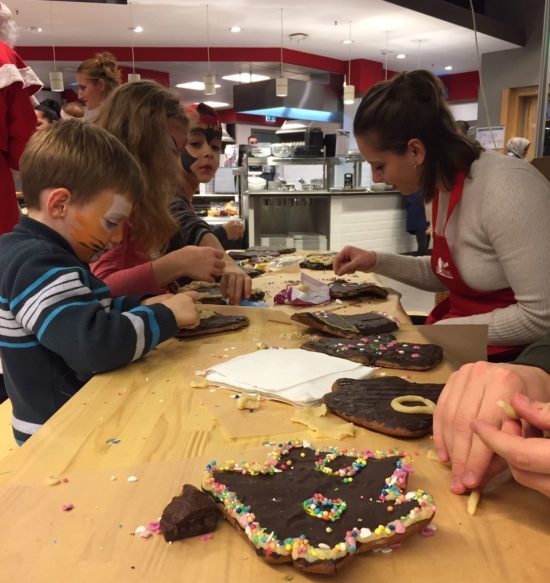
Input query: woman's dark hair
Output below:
<box><xmin>353</xmin><ymin>70</ymin><xmax>483</xmax><ymax>202</ymax></box>
<box><xmin>40</xmin><ymin>98</ymin><xmax>62</xmax><ymax>117</ymax></box>
<box><xmin>35</xmin><ymin>104</ymin><xmax>60</xmax><ymax>123</ymax></box>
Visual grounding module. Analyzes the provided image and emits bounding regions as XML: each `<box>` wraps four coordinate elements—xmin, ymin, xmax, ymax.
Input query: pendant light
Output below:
<box><xmin>48</xmin><ymin>1</ymin><xmax>64</xmax><ymax>92</ymax></box>
<box><xmin>343</xmin><ymin>21</ymin><xmax>354</xmax><ymax>105</ymax></box>
<box><xmin>204</xmin><ymin>4</ymin><xmax>216</xmax><ymax>96</ymax></box>
<box><xmin>127</xmin><ymin>1</ymin><xmax>141</xmax><ymax>82</ymax></box>
<box><xmin>275</xmin><ymin>7</ymin><xmax>288</xmax><ymax>97</ymax></box>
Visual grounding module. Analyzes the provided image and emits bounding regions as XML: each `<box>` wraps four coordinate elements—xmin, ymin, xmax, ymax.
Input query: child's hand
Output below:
<box><xmin>223</xmin><ymin>220</ymin><xmax>244</xmax><ymax>241</ymax></box>
<box><xmin>175</xmin><ymin>246</ymin><xmax>225</xmax><ymax>283</ymax></box>
<box><xmin>141</xmin><ymin>293</ymin><xmax>174</xmax><ymax>306</ymax></box>
<box><xmin>158</xmin><ymin>292</ymin><xmax>200</xmax><ymax>328</ymax></box>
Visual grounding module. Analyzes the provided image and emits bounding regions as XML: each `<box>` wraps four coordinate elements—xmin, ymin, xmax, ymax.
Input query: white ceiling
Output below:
<box><xmin>10</xmin><ymin>0</ymin><xmax>519</xmax><ymax>107</ymax></box>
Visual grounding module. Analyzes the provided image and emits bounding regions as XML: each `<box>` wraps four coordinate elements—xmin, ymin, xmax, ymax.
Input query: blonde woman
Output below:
<box><xmin>91</xmin><ymin>80</ymin><xmax>228</xmax><ymax>297</ymax></box>
<box><xmin>76</xmin><ymin>51</ymin><xmax>121</xmax><ymax>119</ymax></box>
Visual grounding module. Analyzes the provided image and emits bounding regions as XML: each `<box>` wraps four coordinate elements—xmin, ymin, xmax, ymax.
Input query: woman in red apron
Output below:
<box><xmin>425</xmin><ymin>172</ymin><xmax>521</xmax><ymax>359</ymax></box>
<box><xmin>333</xmin><ymin>70</ymin><xmax>550</xmax><ymax>359</ymax></box>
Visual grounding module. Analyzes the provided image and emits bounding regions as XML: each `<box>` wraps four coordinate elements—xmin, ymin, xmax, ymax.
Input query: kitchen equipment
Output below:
<box><xmin>344</xmin><ymin>172</ymin><xmax>354</xmax><ymax>189</ymax></box>
<box><xmin>271</xmin><ymin>143</ymin><xmax>291</xmax><ymax>157</ymax></box>
<box><xmin>370</xmin><ymin>182</ymin><xmax>393</xmax><ymax>191</ymax></box>
<box><xmin>248</xmin><ymin>176</ymin><xmax>267</xmax><ymax>191</ymax></box>
<box><xmin>250</xmin><ymin>144</ymin><xmax>272</xmax><ymax>158</ymax></box>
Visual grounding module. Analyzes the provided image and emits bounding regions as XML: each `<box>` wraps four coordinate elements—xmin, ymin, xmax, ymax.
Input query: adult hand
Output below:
<box><xmin>160</xmin><ymin>291</ymin><xmax>200</xmax><ymax>328</ymax></box>
<box><xmin>220</xmin><ymin>266</ymin><xmax>252</xmax><ymax>305</ymax></box>
<box><xmin>223</xmin><ymin>220</ymin><xmax>244</xmax><ymax>241</ymax></box>
<box><xmin>176</xmin><ymin>246</ymin><xmax>225</xmax><ymax>283</ymax></box>
<box><xmin>333</xmin><ymin>246</ymin><xmax>377</xmax><ymax>276</ymax></box>
<box><xmin>433</xmin><ymin>361</ymin><xmax>550</xmax><ymax>495</ymax></box>
<box><xmin>473</xmin><ymin>392</ymin><xmax>550</xmax><ymax>497</ymax></box>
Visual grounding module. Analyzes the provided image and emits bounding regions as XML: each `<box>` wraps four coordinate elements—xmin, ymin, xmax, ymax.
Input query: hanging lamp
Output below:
<box><xmin>275</xmin><ymin>7</ymin><xmax>288</xmax><ymax>97</ymax></box>
<box><xmin>204</xmin><ymin>5</ymin><xmax>216</xmax><ymax>95</ymax></box>
<box><xmin>343</xmin><ymin>21</ymin><xmax>354</xmax><ymax>105</ymax></box>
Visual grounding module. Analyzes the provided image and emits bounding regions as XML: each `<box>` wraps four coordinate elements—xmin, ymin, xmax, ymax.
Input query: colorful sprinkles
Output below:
<box><xmin>201</xmin><ymin>440</ymin><xmax>437</xmax><ymax>566</ymax></box>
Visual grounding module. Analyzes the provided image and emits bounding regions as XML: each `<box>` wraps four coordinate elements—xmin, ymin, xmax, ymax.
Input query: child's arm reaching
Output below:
<box><xmin>7</xmin><ymin>254</ymin><xmax>186</xmax><ymax>377</ymax></box>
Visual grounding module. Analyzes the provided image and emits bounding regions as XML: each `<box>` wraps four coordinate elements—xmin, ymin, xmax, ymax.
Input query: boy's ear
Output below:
<box><xmin>45</xmin><ymin>188</ymin><xmax>72</xmax><ymax>219</ymax></box>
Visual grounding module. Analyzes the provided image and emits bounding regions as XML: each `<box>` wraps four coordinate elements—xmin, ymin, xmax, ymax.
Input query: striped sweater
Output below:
<box><xmin>0</xmin><ymin>216</ymin><xmax>177</xmax><ymax>442</ymax></box>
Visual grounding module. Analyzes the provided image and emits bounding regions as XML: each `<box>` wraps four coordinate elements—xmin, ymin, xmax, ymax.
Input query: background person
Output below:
<box><xmin>76</xmin><ymin>51</ymin><xmax>121</xmax><ymax>120</ymax></box>
<box><xmin>506</xmin><ymin>137</ymin><xmax>530</xmax><ymax>159</ymax></box>
<box><xmin>0</xmin><ymin>1</ymin><xmax>42</xmax><ymax>236</ymax></box>
<box><xmin>333</xmin><ymin>70</ymin><xmax>550</xmax><ymax>359</ymax></box>
<box><xmin>34</xmin><ymin>103</ymin><xmax>60</xmax><ymax>130</ymax></box>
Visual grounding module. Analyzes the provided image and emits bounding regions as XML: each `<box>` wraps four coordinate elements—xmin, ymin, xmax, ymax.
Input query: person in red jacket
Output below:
<box><xmin>0</xmin><ymin>2</ymin><xmax>42</xmax><ymax>236</ymax></box>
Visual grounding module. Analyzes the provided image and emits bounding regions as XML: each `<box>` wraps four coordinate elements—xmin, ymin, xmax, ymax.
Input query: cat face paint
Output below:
<box><xmin>67</xmin><ymin>190</ymin><xmax>132</xmax><ymax>263</ymax></box>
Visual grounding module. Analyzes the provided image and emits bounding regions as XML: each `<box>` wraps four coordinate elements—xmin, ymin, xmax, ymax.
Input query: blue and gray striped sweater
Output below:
<box><xmin>0</xmin><ymin>216</ymin><xmax>177</xmax><ymax>442</ymax></box>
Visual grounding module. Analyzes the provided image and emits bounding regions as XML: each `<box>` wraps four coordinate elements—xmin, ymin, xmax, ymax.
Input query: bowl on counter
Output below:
<box><xmin>248</xmin><ymin>176</ymin><xmax>267</xmax><ymax>191</ymax></box>
<box><xmin>370</xmin><ymin>182</ymin><xmax>393</xmax><ymax>191</ymax></box>
<box><xmin>250</xmin><ymin>144</ymin><xmax>272</xmax><ymax>158</ymax></box>
<box><xmin>271</xmin><ymin>143</ymin><xmax>291</xmax><ymax>157</ymax></box>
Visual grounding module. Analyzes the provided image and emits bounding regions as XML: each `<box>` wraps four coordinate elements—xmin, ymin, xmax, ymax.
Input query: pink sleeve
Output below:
<box><xmin>91</xmin><ymin>229</ymin><xmax>165</xmax><ymax>296</ymax></box>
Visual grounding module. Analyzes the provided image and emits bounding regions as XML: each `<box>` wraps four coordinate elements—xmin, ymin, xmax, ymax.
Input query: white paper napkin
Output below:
<box><xmin>206</xmin><ymin>348</ymin><xmax>374</xmax><ymax>406</ymax></box>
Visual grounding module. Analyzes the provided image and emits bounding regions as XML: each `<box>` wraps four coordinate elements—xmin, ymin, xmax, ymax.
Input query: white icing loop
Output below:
<box><xmin>390</xmin><ymin>395</ymin><xmax>436</xmax><ymax>415</ymax></box>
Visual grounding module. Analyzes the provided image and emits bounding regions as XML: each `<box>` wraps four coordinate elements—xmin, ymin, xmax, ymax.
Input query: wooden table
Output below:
<box><xmin>0</xmin><ymin>267</ymin><xmax>547</xmax><ymax>582</ymax></box>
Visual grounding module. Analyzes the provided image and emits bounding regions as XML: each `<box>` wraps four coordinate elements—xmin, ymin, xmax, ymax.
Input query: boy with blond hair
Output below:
<box><xmin>0</xmin><ymin>120</ymin><xmax>199</xmax><ymax>443</ymax></box>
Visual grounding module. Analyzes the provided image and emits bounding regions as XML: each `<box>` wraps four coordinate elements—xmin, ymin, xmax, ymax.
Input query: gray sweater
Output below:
<box><xmin>374</xmin><ymin>151</ymin><xmax>550</xmax><ymax>346</ymax></box>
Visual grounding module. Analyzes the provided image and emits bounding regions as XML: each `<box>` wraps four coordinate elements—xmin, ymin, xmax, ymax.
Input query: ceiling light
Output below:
<box><xmin>396</xmin><ymin>53</ymin><xmax>406</xmax><ymax>59</ymax></box>
<box><xmin>444</xmin><ymin>65</ymin><xmax>453</xmax><ymax>71</ymax></box>
<box><xmin>222</xmin><ymin>73</ymin><xmax>269</xmax><ymax>83</ymax></box>
<box><xmin>201</xmin><ymin>101</ymin><xmax>230</xmax><ymax>108</ymax></box>
<box><xmin>230</xmin><ymin>26</ymin><xmax>241</xmax><ymax>33</ymax></box>
<box><xmin>341</xmin><ymin>39</ymin><xmax>353</xmax><ymax>45</ymax></box>
<box><xmin>25</xmin><ymin>26</ymin><xmax>42</xmax><ymax>32</ymax></box>
<box><xmin>176</xmin><ymin>80</ymin><xmax>221</xmax><ymax>90</ymax></box>
<box><xmin>129</xmin><ymin>25</ymin><xmax>143</xmax><ymax>33</ymax></box>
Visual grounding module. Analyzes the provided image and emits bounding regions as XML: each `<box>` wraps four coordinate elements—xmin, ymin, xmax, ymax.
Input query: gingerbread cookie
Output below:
<box><xmin>324</xmin><ymin>377</ymin><xmax>445</xmax><ymax>437</ymax></box>
<box><xmin>299</xmin><ymin>252</ymin><xmax>337</xmax><ymax>270</ymax></box>
<box><xmin>301</xmin><ymin>335</ymin><xmax>443</xmax><ymax>370</ymax></box>
<box><xmin>329</xmin><ymin>279</ymin><xmax>389</xmax><ymax>300</ymax></box>
<box><xmin>291</xmin><ymin>310</ymin><xmax>399</xmax><ymax>338</ymax></box>
<box><xmin>202</xmin><ymin>440</ymin><xmax>436</xmax><ymax>574</ymax></box>
<box><xmin>176</xmin><ymin>312</ymin><xmax>250</xmax><ymax>338</ymax></box>
<box><xmin>180</xmin><ymin>283</ymin><xmax>265</xmax><ymax>305</ymax></box>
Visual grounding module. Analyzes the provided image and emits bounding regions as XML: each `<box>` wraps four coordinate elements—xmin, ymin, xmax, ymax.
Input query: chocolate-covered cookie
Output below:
<box><xmin>324</xmin><ymin>377</ymin><xmax>444</xmax><ymax>437</ymax></box>
<box><xmin>176</xmin><ymin>312</ymin><xmax>249</xmax><ymax>338</ymax></box>
<box><xmin>202</xmin><ymin>440</ymin><xmax>436</xmax><ymax>574</ymax></box>
<box><xmin>299</xmin><ymin>252</ymin><xmax>337</xmax><ymax>270</ymax></box>
<box><xmin>329</xmin><ymin>279</ymin><xmax>389</xmax><ymax>300</ymax></box>
<box><xmin>291</xmin><ymin>310</ymin><xmax>399</xmax><ymax>338</ymax></box>
<box><xmin>302</xmin><ymin>335</ymin><xmax>443</xmax><ymax>370</ymax></box>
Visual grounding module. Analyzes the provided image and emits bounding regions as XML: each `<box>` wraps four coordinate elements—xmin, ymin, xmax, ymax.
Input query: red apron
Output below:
<box><xmin>425</xmin><ymin>172</ymin><xmax>522</xmax><ymax>358</ymax></box>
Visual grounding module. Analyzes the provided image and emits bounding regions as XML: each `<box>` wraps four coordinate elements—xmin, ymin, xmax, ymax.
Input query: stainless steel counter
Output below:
<box><xmin>245</xmin><ymin>189</ymin><xmax>401</xmax><ymax>197</ymax></box>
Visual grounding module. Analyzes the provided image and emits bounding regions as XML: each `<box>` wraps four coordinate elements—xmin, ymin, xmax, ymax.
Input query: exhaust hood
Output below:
<box><xmin>233</xmin><ymin>78</ymin><xmax>342</xmax><ymax>123</ymax></box>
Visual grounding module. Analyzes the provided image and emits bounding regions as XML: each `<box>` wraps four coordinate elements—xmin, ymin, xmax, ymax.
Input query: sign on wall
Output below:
<box><xmin>476</xmin><ymin>126</ymin><xmax>505</xmax><ymax>149</ymax></box>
